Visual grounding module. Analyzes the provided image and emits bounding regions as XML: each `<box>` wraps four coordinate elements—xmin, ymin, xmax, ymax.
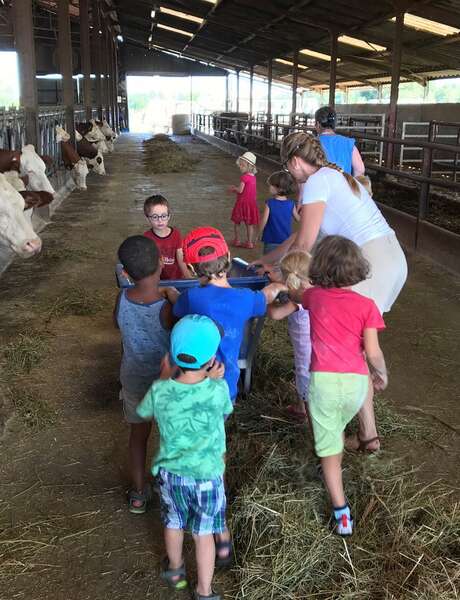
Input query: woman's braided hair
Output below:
<box><xmin>280</xmin><ymin>131</ymin><xmax>361</xmax><ymax>197</ymax></box>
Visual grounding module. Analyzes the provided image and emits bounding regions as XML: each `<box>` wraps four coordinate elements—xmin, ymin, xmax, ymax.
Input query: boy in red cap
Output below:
<box><xmin>174</xmin><ymin>226</ymin><xmax>285</xmax><ymax>408</ymax></box>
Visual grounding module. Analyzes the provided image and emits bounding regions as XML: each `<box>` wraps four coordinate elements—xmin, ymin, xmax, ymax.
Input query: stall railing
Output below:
<box><xmin>0</xmin><ymin>107</ymin><xmax>26</xmax><ymax>151</ymax></box>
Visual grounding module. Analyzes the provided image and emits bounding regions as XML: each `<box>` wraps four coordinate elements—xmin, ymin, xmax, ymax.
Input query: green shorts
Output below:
<box><xmin>308</xmin><ymin>372</ymin><xmax>369</xmax><ymax>457</ymax></box>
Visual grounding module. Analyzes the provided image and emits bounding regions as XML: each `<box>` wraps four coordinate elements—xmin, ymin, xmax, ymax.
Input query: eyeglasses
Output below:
<box><xmin>147</xmin><ymin>213</ymin><xmax>170</xmax><ymax>222</ymax></box>
<box><xmin>282</xmin><ymin>142</ymin><xmax>306</xmax><ymax>172</ymax></box>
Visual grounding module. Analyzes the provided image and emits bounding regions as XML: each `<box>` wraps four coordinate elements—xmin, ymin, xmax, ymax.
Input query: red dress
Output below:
<box><xmin>143</xmin><ymin>227</ymin><xmax>183</xmax><ymax>280</ymax></box>
<box><xmin>231</xmin><ymin>173</ymin><xmax>260</xmax><ymax>225</ymax></box>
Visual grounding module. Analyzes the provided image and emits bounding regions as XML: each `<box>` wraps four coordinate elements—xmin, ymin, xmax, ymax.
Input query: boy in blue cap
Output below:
<box><xmin>136</xmin><ymin>315</ymin><xmax>233</xmax><ymax>600</ymax></box>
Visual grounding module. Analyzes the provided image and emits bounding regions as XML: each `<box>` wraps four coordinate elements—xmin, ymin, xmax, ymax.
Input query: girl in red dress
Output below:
<box><xmin>228</xmin><ymin>151</ymin><xmax>260</xmax><ymax>249</ymax></box>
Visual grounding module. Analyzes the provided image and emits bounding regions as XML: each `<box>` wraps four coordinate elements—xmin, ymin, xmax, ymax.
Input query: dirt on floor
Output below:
<box><xmin>0</xmin><ymin>135</ymin><xmax>459</xmax><ymax>600</ymax></box>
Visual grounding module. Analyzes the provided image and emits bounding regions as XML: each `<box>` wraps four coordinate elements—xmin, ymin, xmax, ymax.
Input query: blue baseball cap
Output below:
<box><xmin>171</xmin><ymin>314</ymin><xmax>222</xmax><ymax>369</ymax></box>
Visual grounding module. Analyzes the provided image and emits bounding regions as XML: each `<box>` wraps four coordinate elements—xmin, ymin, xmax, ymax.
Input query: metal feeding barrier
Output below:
<box><xmin>0</xmin><ymin>107</ymin><xmax>26</xmax><ymax>151</ymax></box>
<box><xmin>38</xmin><ymin>105</ymin><xmax>67</xmax><ymax>171</ymax></box>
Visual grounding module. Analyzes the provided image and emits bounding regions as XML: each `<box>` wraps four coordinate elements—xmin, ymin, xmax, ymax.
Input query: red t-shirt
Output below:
<box><xmin>302</xmin><ymin>287</ymin><xmax>385</xmax><ymax>375</ymax></box>
<box><xmin>143</xmin><ymin>227</ymin><xmax>183</xmax><ymax>280</ymax></box>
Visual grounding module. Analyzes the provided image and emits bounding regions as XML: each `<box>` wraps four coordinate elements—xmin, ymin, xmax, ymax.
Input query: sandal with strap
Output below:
<box><xmin>128</xmin><ymin>483</ymin><xmax>152</xmax><ymax>514</ymax></box>
<box><xmin>193</xmin><ymin>591</ymin><xmax>221</xmax><ymax>600</ymax></box>
<box><xmin>160</xmin><ymin>558</ymin><xmax>188</xmax><ymax>591</ymax></box>
<box><xmin>331</xmin><ymin>510</ymin><xmax>354</xmax><ymax>537</ymax></box>
<box><xmin>215</xmin><ymin>538</ymin><xmax>233</xmax><ymax>568</ymax></box>
<box><xmin>345</xmin><ymin>434</ymin><xmax>380</xmax><ymax>454</ymax></box>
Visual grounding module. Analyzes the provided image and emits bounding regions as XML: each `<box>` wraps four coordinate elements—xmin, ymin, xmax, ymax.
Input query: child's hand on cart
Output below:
<box><xmin>262</xmin><ymin>282</ymin><xmax>288</xmax><ymax>304</ymax></box>
<box><xmin>160</xmin><ymin>286</ymin><xmax>180</xmax><ymax>304</ymax></box>
<box><xmin>207</xmin><ymin>359</ymin><xmax>225</xmax><ymax>379</ymax></box>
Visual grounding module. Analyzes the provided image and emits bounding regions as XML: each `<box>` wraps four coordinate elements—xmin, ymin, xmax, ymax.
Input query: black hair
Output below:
<box><xmin>118</xmin><ymin>235</ymin><xmax>160</xmax><ymax>281</ymax></box>
<box><xmin>315</xmin><ymin>106</ymin><xmax>336</xmax><ymax>130</ymax></box>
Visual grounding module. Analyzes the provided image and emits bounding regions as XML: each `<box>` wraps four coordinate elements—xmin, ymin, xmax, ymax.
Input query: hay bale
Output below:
<box><xmin>142</xmin><ymin>135</ymin><xmax>198</xmax><ymax>173</ymax></box>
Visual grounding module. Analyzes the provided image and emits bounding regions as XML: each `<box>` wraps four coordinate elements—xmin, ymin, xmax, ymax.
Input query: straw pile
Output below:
<box><xmin>224</xmin><ymin>320</ymin><xmax>459</xmax><ymax>599</ymax></box>
<box><xmin>143</xmin><ymin>134</ymin><xmax>198</xmax><ymax>173</ymax></box>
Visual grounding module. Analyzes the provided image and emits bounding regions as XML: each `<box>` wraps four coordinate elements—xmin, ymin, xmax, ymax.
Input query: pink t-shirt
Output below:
<box><xmin>302</xmin><ymin>287</ymin><xmax>385</xmax><ymax>375</ymax></box>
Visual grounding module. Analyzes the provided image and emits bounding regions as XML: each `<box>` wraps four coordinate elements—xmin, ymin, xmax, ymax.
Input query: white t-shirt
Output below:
<box><xmin>301</xmin><ymin>167</ymin><xmax>393</xmax><ymax>247</ymax></box>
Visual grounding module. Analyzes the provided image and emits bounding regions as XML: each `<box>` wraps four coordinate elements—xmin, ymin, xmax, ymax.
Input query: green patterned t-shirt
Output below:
<box><xmin>137</xmin><ymin>377</ymin><xmax>233</xmax><ymax>479</ymax></box>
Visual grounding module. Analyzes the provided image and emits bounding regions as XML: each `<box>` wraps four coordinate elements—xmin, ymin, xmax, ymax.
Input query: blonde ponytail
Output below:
<box><xmin>280</xmin><ymin>251</ymin><xmax>311</xmax><ymax>291</ymax></box>
<box><xmin>281</xmin><ymin>131</ymin><xmax>361</xmax><ymax>198</ymax></box>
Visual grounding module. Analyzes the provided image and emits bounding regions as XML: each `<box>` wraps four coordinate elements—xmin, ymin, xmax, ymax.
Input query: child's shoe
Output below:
<box><xmin>242</xmin><ymin>241</ymin><xmax>255</xmax><ymax>249</ymax></box>
<box><xmin>128</xmin><ymin>483</ymin><xmax>152</xmax><ymax>514</ymax></box>
<box><xmin>231</xmin><ymin>239</ymin><xmax>242</xmax><ymax>247</ymax></box>
<box><xmin>332</xmin><ymin>504</ymin><xmax>354</xmax><ymax>536</ymax></box>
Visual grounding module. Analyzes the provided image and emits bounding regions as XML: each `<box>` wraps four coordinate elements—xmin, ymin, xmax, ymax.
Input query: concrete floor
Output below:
<box><xmin>0</xmin><ymin>134</ymin><xmax>458</xmax><ymax>599</ymax></box>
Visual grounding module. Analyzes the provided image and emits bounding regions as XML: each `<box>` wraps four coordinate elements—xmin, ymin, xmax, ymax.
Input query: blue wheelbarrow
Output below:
<box><xmin>115</xmin><ymin>258</ymin><xmax>269</xmax><ymax>395</ymax></box>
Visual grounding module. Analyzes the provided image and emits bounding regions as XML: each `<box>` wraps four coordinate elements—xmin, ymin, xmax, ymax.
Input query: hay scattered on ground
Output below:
<box><xmin>40</xmin><ymin>245</ymin><xmax>99</xmax><ymax>263</ymax></box>
<box><xmin>8</xmin><ymin>387</ymin><xmax>56</xmax><ymax>431</ymax></box>
<box><xmin>45</xmin><ymin>287</ymin><xmax>110</xmax><ymax>320</ymax></box>
<box><xmin>2</xmin><ymin>332</ymin><xmax>49</xmax><ymax>377</ymax></box>
<box><xmin>224</xmin><ymin>319</ymin><xmax>457</xmax><ymax>599</ymax></box>
<box><xmin>142</xmin><ymin>134</ymin><xmax>198</xmax><ymax>173</ymax></box>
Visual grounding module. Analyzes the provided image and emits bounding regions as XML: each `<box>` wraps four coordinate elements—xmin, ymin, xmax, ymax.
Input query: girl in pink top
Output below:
<box><xmin>292</xmin><ymin>235</ymin><xmax>388</xmax><ymax>537</ymax></box>
<box><xmin>228</xmin><ymin>151</ymin><xmax>260</xmax><ymax>249</ymax></box>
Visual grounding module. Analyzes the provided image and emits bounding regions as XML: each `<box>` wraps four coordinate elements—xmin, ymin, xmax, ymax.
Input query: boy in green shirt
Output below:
<box><xmin>136</xmin><ymin>314</ymin><xmax>233</xmax><ymax>600</ymax></box>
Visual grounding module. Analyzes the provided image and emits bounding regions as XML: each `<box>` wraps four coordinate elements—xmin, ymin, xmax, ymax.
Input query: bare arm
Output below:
<box><xmin>176</xmin><ymin>248</ymin><xmax>192</xmax><ymax>279</ymax></box>
<box><xmin>351</xmin><ymin>146</ymin><xmax>365</xmax><ymax>177</ymax></box>
<box><xmin>292</xmin><ymin>201</ymin><xmax>325</xmax><ymax>253</ymax></box>
<box><xmin>228</xmin><ymin>181</ymin><xmax>245</xmax><ymax>194</ymax></box>
<box><xmin>292</xmin><ymin>204</ymin><xmax>300</xmax><ymax>222</ymax></box>
<box><xmin>261</xmin><ymin>282</ymin><xmax>288</xmax><ymax>304</ymax></box>
<box><xmin>113</xmin><ymin>291</ymin><xmax>121</xmax><ymax>329</ymax></box>
<box><xmin>258</xmin><ymin>204</ymin><xmax>270</xmax><ymax>238</ymax></box>
<box><xmin>267</xmin><ymin>299</ymin><xmax>298</xmax><ymax>320</ymax></box>
<box><xmin>363</xmin><ymin>328</ymin><xmax>388</xmax><ymax>390</ymax></box>
<box><xmin>249</xmin><ymin>232</ymin><xmax>297</xmax><ymax>270</ymax></box>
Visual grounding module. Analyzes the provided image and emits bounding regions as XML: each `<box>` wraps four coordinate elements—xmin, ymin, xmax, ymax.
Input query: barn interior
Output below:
<box><xmin>0</xmin><ymin>2</ymin><xmax>459</xmax><ymax>599</ymax></box>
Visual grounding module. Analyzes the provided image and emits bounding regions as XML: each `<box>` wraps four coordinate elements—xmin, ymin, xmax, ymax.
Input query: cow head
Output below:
<box><xmin>56</xmin><ymin>125</ymin><xmax>70</xmax><ymax>143</ymax></box>
<box><xmin>0</xmin><ymin>174</ymin><xmax>42</xmax><ymax>257</ymax></box>
<box><xmin>85</xmin><ymin>121</ymin><xmax>106</xmax><ymax>144</ymax></box>
<box><xmin>72</xmin><ymin>158</ymin><xmax>89</xmax><ymax>189</ymax></box>
<box><xmin>20</xmin><ymin>145</ymin><xmax>55</xmax><ymax>195</ymax></box>
<box><xmin>75</xmin><ymin>130</ymin><xmax>83</xmax><ymax>142</ymax></box>
<box><xmin>96</xmin><ymin>139</ymin><xmax>109</xmax><ymax>154</ymax></box>
<box><xmin>86</xmin><ymin>151</ymin><xmax>106</xmax><ymax>176</ymax></box>
<box><xmin>3</xmin><ymin>170</ymin><xmax>26</xmax><ymax>192</ymax></box>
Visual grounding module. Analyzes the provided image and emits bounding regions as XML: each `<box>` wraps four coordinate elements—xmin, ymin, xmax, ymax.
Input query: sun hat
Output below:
<box><xmin>182</xmin><ymin>226</ymin><xmax>229</xmax><ymax>264</ymax></box>
<box><xmin>171</xmin><ymin>314</ymin><xmax>222</xmax><ymax>369</ymax></box>
<box><xmin>238</xmin><ymin>151</ymin><xmax>257</xmax><ymax>166</ymax></box>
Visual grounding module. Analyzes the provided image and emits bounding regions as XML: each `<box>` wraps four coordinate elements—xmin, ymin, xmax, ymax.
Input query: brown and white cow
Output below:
<box><xmin>0</xmin><ymin>147</ymin><xmax>55</xmax><ymax>196</ymax></box>
<box><xmin>55</xmin><ymin>126</ymin><xmax>89</xmax><ymax>190</ymax></box>
<box><xmin>0</xmin><ymin>173</ymin><xmax>42</xmax><ymax>257</ymax></box>
<box><xmin>74</xmin><ymin>130</ymin><xmax>106</xmax><ymax>176</ymax></box>
<box><xmin>3</xmin><ymin>171</ymin><xmax>53</xmax><ymax>209</ymax></box>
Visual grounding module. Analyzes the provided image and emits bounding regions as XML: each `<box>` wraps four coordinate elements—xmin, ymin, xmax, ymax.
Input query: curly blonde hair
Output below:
<box><xmin>280</xmin><ymin>131</ymin><xmax>361</xmax><ymax>197</ymax></box>
<box><xmin>236</xmin><ymin>157</ymin><xmax>257</xmax><ymax>175</ymax></box>
<box><xmin>280</xmin><ymin>250</ymin><xmax>311</xmax><ymax>290</ymax></box>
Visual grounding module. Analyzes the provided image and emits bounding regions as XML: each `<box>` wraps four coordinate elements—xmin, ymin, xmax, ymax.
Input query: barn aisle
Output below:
<box><xmin>0</xmin><ymin>134</ymin><xmax>459</xmax><ymax>599</ymax></box>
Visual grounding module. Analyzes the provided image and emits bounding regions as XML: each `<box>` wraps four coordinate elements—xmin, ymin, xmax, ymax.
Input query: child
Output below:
<box><xmin>174</xmin><ymin>226</ymin><xmax>286</xmax><ymax>404</ymax></box>
<box><xmin>267</xmin><ymin>251</ymin><xmax>311</xmax><ymax>421</ymax></box>
<box><xmin>143</xmin><ymin>194</ymin><xmax>190</xmax><ymax>280</ymax></box>
<box><xmin>114</xmin><ymin>235</ymin><xmax>175</xmax><ymax>513</ymax></box>
<box><xmin>293</xmin><ymin>235</ymin><xmax>387</xmax><ymax>536</ymax></box>
<box><xmin>136</xmin><ymin>314</ymin><xmax>233</xmax><ymax>600</ymax></box>
<box><xmin>260</xmin><ymin>171</ymin><xmax>299</xmax><ymax>255</ymax></box>
<box><xmin>228</xmin><ymin>151</ymin><xmax>259</xmax><ymax>249</ymax></box>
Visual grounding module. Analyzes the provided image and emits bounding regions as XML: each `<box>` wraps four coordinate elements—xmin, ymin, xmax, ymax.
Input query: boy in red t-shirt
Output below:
<box><xmin>143</xmin><ymin>195</ymin><xmax>190</xmax><ymax>280</ymax></box>
<box><xmin>292</xmin><ymin>235</ymin><xmax>387</xmax><ymax>537</ymax></box>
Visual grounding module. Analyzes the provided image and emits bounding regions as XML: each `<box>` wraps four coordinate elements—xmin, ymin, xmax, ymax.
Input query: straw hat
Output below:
<box><xmin>238</xmin><ymin>151</ymin><xmax>257</xmax><ymax>166</ymax></box>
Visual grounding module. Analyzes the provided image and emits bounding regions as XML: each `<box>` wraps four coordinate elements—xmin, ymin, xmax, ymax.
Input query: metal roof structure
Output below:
<box><xmin>113</xmin><ymin>0</ymin><xmax>460</xmax><ymax>88</ymax></box>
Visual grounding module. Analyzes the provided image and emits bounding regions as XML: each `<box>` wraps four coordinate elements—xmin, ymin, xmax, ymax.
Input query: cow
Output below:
<box><xmin>97</xmin><ymin>119</ymin><xmax>116</xmax><ymax>152</ymax></box>
<box><xmin>86</xmin><ymin>150</ymin><xmax>106</xmax><ymax>175</ymax></box>
<box><xmin>0</xmin><ymin>173</ymin><xmax>42</xmax><ymax>257</ymax></box>
<box><xmin>76</xmin><ymin>121</ymin><xmax>109</xmax><ymax>154</ymax></box>
<box><xmin>55</xmin><ymin>126</ymin><xmax>89</xmax><ymax>190</ymax></box>
<box><xmin>0</xmin><ymin>149</ymin><xmax>21</xmax><ymax>173</ymax></box>
<box><xmin>19</xmin><ymin>145</ymin><xmax>55</xmax><ymax>195</ymax></box>
<box><xmin>3</xmin><ymin>170</ymin><xmax>54</xmax><ymax>209</ymax></box>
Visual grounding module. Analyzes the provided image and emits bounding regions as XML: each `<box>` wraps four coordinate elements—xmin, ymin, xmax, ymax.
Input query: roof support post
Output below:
<box><xmin>267</xmin><ymin>58</ymin><xmax>272</xmax><ymax>122</ymax></box>
<box><xmin>249</xmin><ymin>65</ymin><xmax>254</xmax><ymax>118</ymax></box>
<box><xmin>13</xmin><ymin>0</ymin><xmax>39</xmax><ymax>148</ymax></box>
<box><xmin>102</xmin><ymin>27</ymin><xmax>110</xmax><ymax>123</ymax></box>
<box><xmin>112</xmin><ymin>38</ymin><xmax>119</xmax><ymax>132</ymax></box>
<box><xmin>329</xmin><ymin>31</ymin><xmax>338</xmax><ymax>108</ymax></box>
<box><xmin>236</xmin><ymin>69</ymin><xmax>240</xmax><ymax>113</ymax></box>
<box><xmin>57</xmin><ymin>0</ymin><xmax>75</xmax><ymax>140</ymax></box>
<box><xmin>79</xmin><ymin>0</ymin><xmax>92</xmax><ymax>121</ymax></box>
<box><xmin>291</xmin><ymin>49</ymin><xmax>299</xmax><ymax>127</ymax></box>
<box><xmin>92</xmin><ymin>0</ymin><xmax>103</xmax><ymax>121</ymax></box>
<box><xmin>386</xmin><ymin>8</ymin><xmax>405</xmax><ymax>168</ymax></box>
<box><xmin>225</xmin><ymin>72</ymin><xmax>229</xmax><ymax>112</ymax></box>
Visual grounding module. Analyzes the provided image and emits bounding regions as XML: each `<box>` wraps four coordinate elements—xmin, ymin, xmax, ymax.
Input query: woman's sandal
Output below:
<box><xmin>215</xmin><ymin>538</ymin><xmax>233</xmax><ymax>568</ymax></box>
<box><xmin>193</xmin><ymin>591</ymin><xmax>221</xmax><ymax>600</ymax></box>
<box><xmin>128</xmin><ymin>484</ymin><xmax>152</xmax><ymax>514</ymax></box>
<box><xmin>160</xmin><ymin>558</ymin><xmax>188</xmax><ymax>591</ymax></box>
<box><xmin>345</xmin><ymin>434</ymin><xmax>380</xmax><ymax>454</ymax></box>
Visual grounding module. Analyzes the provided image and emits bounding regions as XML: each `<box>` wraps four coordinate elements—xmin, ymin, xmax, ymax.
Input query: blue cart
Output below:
<box><xmin>115</xmin><ymin>258</ymin><xmax>269</xmax><ymax>395</ymax></box>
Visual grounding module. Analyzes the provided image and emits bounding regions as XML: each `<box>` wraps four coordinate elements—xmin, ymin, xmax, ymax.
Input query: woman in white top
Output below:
<box><xmin>256</xmin><ymin>131</ymin><xmax>408</xmax><ymax>452</ymax></box>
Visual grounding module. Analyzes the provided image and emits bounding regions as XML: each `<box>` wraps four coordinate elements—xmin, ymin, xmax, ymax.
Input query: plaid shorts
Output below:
<box><xmin>158</xmin><ymin>469</ymin><xmax>227</xmax><ymax>536</ymax></box>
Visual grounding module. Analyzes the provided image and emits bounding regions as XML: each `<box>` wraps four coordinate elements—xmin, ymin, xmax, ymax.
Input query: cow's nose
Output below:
<box><xmin>23</xmin><ymin>237</ymin><xmax>42</xmax><ymax>255</ymax></box>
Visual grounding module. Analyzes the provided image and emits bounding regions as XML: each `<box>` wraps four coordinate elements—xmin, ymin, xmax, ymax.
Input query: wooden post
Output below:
<box><xmin>79</xmin><ymin>0</ymin><xmax>92</xmax><ymax>120</ymax></box>
<box><xmin>267</xmin><ymin>58</ymin><xmax>272</xmax><ymax>121</ymax></box>
<box><xmin>236</xmin><ymin>69</ymin><xmax>240</xmax><ymax>113</ymax></box>
<box><xmin>92</xmin><ymin>0</ymin><xmax>102</xmax><ymax>120</ymax></box>
<box><xmin>291</xmin><ymin>50</ymin><xmax>299</xmax><ymax>126</ymax></box>
<box><xmin>225</xmin><ymin>72</ymin><xmax>229</xmax><ymax>112</ymax></box>
<box><xmin>386</xmin><ymin>9</ymin><xmax>404</xmax><ymax>167</ymax></box>
<box><xmin>329</xmin><ymin>32</ymin><xmax>338</xmax><ymax>108</ymax></box>
<box><xmin>113</xmin><ymin>40</ymin><xmax>120</xmax><ymax>131</ymax></box>
<box><xmin>249</xmin><ymin>65</ymin><xmax>254</xmax><ymax>117</ymax></box>
<box><xmin>57</xmin><ymin>0</ymin><xmax>75</xmax><ymax>138</ymax></box>
<box><xmin>13</xmin><ymin>0</ymin><xmax>39</xmax><ymax>147</ymax></box>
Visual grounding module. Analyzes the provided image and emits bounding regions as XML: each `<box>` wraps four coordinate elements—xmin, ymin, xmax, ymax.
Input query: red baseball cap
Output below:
<box><xmin>183</xmin><ymin>226</ymin><xmax>229</xmax><ymax>264</ymax></box>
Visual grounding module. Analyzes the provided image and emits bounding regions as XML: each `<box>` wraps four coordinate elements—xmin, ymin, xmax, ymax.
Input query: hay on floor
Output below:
<box><xmin>142</xmin><ymin>135</ymin><xmax>198</xmax><ymax>173</ymax></box>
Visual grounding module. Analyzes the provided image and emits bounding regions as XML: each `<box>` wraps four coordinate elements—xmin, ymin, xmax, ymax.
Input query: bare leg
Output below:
<box><xmin>247</xmin><ymin>224</ymin><xmax>255</xmax><ymax>244</ymax></box>
<box><xmin>164</xmin><ymin>527</ymin><xmax>185</xmax><ymax>576</ymax></box>
<box><xmin>129</xmin><ymin>422</ymin><xmax>152</xmax><ymax>507</ymax></box>
<box><xmin>193</xmin><ymin>533</ymin><xmax>215</xmax><ymax>597</ymax></box>
<box><xmin>321</xmin><ymin>453</ymin><xmax>345</xmax><ymax>508</ymax></box>
<box><xmin>345</xmin><ymin>377</ymin><xmax>380</xmax><ymax>452</ymax></box>
<box><xmin>233</xmin><ymin>224</ymin><xmax>240</xmax><ymax>243</ymax></box>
